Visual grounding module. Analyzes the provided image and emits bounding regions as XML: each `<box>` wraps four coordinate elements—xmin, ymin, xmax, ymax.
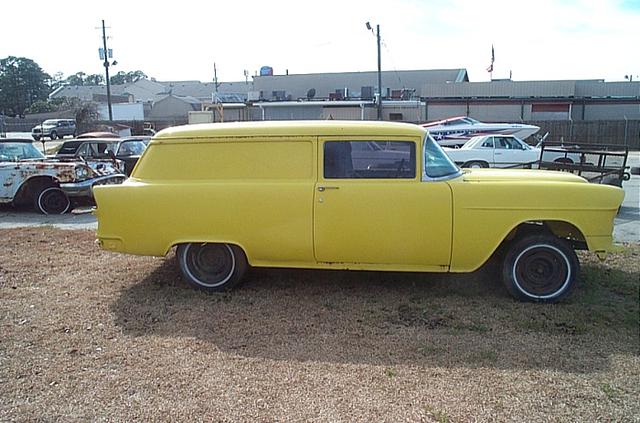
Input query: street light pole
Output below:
<box><xmin>102</xmin><ymin>19</ymin><xmax>113</xmax><ymax>122</ymax></box>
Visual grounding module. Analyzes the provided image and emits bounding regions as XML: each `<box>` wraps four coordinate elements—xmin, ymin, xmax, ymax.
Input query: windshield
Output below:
<box><xmin>0</xmin><ymin>142</ymin><xmax>45</xmax><ymax>161</ymax></box>
<box><xmin>423</xmin><ymin>134</ymin><xmax>461</xmax><ymax>179</ymax></box>
<box><xmin>42</xmin><ymin>119</ymin><xmax>58</xmax><ymax>125</ymax></box>
<box><xmin>117</xmin><ymin>140</ymin><xmax>146</xmax><ymax>156</ymax></box>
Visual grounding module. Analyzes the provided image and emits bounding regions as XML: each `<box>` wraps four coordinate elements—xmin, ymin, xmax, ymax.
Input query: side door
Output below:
<box><xmin>493</xmin><ymin>136</ymin><xmax>537</xmax><ymax>167</ymax></box>
<box><xmin>0</xmin><ymin>145</ymin><xmax>25</xmax><ymax>200</ymax></box>
<box><xmin>0</xmin><ymin>162</ymin><xmax>19</xmax><ymax>200</ymax></box>
<box><xmin>478</xmin><ymin>136</ymin><xmax>496</xmax><ymax>166</ymax></box>
<box><xmin>313</xmin><ymin>137</ymin><xmax>452</xmax><ymax>269</ymax></box>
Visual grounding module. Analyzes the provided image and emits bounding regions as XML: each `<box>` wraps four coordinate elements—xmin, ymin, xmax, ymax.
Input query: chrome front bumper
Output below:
<box><xmin>60</xmin><ymin>174</ymin><xmax>127</xmax><ymax>198</ymax></box>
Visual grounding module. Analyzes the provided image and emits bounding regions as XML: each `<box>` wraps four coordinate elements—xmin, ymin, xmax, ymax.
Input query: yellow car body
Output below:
<box><xmin>93</xmin><ymin>121</ymin><xmax>624</xmax><ymax>301</ymax></box>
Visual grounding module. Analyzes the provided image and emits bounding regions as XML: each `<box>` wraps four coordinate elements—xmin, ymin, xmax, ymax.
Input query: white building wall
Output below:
<box><xmin>98</xmin><ymin>103</ymin><xmax>144</xmax><ymax>121</ymax></box>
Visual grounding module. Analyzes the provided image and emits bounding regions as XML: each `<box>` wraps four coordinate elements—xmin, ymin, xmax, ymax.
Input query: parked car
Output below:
<box><xmin>31</xmin><ymin>119</ymin><xmax>76</xmax><ymax>141</ymax></box>
<box><xmin>55</xmin><ymin>138</ymin><xmax>147</xmax><ymax>176</ymax></box>
<box><xmin>0</xmin><ymin>139</ymin><xmax>125</xmax><ymax>214</ymax></box>
<box><xmin>442</xmin><ymin>135</ymin><xmax>537</xmax><ymax>168</ymax></box>
<box><xmin>93</xmin><ymin>121</ymin><xmax>623</xmax><ymax>303</ymax></box>
<box><xmin>76</xmin><ymin>131</ymin><xmax>120</xmax><ymax>139</ymax></box>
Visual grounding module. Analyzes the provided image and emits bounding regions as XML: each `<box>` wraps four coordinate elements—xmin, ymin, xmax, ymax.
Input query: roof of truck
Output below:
<box><xmin>153</xmin><ymin>120</ymin><xmax>427</xmax><ymax>141</ymax></box>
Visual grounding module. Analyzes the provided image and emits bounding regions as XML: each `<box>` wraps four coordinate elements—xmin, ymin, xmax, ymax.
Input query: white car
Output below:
<box><xmin>443</xmin><ymin>135</ymin><xmax>542</xmax><ymax>168</ymax></box>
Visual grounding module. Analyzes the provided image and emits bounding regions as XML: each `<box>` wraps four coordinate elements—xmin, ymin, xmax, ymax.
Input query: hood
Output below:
<box><xmin>462</xmin><ymin>168</ymin><xmax>587</xmax><ymax>184</ymax></box>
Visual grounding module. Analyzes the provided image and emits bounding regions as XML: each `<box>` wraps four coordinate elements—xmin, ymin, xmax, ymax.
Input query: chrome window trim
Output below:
<box><xmin>421</xmin><ymin>134</ymin><xmax>463</xmax><ymax>182</ymax></box>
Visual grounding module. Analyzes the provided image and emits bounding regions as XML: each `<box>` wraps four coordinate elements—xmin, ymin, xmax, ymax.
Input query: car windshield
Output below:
<box><xmin>423</xmin><ymin>134</ymin><xmax>461</xmax><ymax>179</ymax></box>
<box><xmin>117</xmin><ymin>140</ymin><xmax>146</xmax><ymax>156</ymax></box>
<box><xmin>42</xmin><ymin>119</ymin><xmax>58</xmax><ymax>125</ymax></box>
<box><xmin>0</xmin><ymin>142</ymin><xmax>45</xmax><ymax>161</ymax></box>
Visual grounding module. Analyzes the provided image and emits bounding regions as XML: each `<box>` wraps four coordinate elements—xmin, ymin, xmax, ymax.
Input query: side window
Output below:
<box><xmin>324</xmin><ymin>141</ymin><xmax>415</xmax><ymax>179</ymax></box>
<box><xmin>76</xmin><ymin>144</ymin><xmax>89</xmax><ymax>157</ymax></box>
<box><xmin>481</xmin><ymin>137</ymin><xmax>494</xmax><ymax>148</ymax></box>
<box><xmin>505</xmin><ymin>138</ymin><xmax>521</xmax><ymax>149</ymax></box>
<box><xmin>495</xmin><ymin>137</ymin><xmax>510</xmax><ymax>149</ymax></box>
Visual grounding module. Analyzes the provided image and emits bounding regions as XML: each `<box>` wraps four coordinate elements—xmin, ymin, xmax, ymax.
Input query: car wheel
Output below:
<box><xmin>502</xmin><ymin>234</ymin><xmax>579</xmax><ymax>303</ymax></box>
<box><xmin>465</xmin><ymin>161</ymin><xmax>488</xmax><ymax>168</ymax></box>
<box><xmin>50</xmin><ymin>131</ymin><xmax>58</xmax><ymax>140</ymax></box>
<box><xmin>177</xmin><ymin>243</ymin><xmax>248</xmax><ymax>292</ymax></box>
<box><xmin>33</xmin><ymin>135</ymin><xmax>41</xmax><ymax>141</ymax></box>
<box><xmin>36</xmin><ymin>187</ymin><xmax>70</xmax><ymax>215</ymax></box>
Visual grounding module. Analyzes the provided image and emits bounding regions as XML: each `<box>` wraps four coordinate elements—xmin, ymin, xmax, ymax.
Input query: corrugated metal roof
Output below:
<box><xmin>159</xmin><ymin>81</ymin><xmax>251</xmax><ymax>99</ymax></box>
<box><xmin>253</xmin><ymin>69</ymin><xmax>468</xmax><ymax>100</ymax></box>
<box><xmin>422</xmin><ymin>80</ymin><xmax>577</xmax><ymax>98</ymax></box>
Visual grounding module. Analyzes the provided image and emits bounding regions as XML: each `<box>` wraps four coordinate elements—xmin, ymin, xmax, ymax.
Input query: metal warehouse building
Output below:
<box><xmin>246</xmin><ymin>71</ymin><xmax>639</xmax><ymax>146</ymax></box>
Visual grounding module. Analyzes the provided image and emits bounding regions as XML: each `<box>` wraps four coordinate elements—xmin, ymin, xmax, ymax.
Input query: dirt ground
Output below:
<box><xmin>1</xmin><ymin>228</ymin><xmax>638</xmax><ymax>422</ymax></box>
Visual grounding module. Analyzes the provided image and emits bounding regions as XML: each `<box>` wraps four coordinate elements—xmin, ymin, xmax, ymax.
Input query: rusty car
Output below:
<box><xmin>1</xmin><ymin>139</ymin><xmax>126</xmax><ymax>214</ymax></box>
<box><xmin>55</xmin><ymin>137</ymin><xmax>148</xmax><ymax>176</ymax></box>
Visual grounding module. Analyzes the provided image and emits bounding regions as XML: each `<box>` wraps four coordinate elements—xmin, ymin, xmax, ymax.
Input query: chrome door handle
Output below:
<box><xmin>318</xmin><ymin>186</ymin><xmax>339</xmax><ymax>192</ymax></box>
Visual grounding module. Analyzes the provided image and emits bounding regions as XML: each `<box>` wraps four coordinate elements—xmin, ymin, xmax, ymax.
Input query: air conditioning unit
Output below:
<box><xmin>272</xmin><ymin>90</ymin><xmax>287</xmax><ymax>101</ymax></box>
<box><xmin>361</xmin><ymin>86</ymin><xmax>374</xmax><ymax>100</ymax></box>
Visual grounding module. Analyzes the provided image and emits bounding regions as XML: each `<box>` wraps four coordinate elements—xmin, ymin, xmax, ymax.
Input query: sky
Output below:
<box><xmin>1</xmin><ymin>0</ymin><xmax>639</xmax><ymax>83</ymax></box>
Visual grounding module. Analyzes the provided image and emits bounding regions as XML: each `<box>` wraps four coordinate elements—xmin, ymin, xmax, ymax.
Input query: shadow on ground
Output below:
<box><xmin>110</xmin><ymin>254</ymin><xmax>639</xmax><ymax>373</ymax></box>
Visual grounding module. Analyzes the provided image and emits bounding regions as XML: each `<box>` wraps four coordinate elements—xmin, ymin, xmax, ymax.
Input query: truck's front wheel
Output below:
<box><xmin>177</xmin><ymin>243</ymin><xmax>248</xmax><ymax>292</ymax></box>
<box><xmin>502</xmin><ymin>235</ymin><xmax>579</xmax><ymax>303</ymax></box>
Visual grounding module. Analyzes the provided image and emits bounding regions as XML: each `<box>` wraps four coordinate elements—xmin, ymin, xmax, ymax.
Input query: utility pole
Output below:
<box><xmin>213</xmin><ymin>62</ymin><xmax>220</xmax><ymax>94</ymax></box>
<box><xmin>376</xmin><ymin>24</ymin><xmax>382</xmax><ymax>120</ymax></box>
<box><xmin>366</xmin><ymin>22</ymin><xmax>383</xmax><ymax>120</ymax></box>
<box><xmin>102</xmin><ymin>19</ymin><xmax>113</xmax><ymax>121</ymax></box>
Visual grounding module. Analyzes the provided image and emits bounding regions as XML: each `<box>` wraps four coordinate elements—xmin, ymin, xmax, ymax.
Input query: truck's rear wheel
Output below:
<box><xmin>177</xmin><ymin>243</ymin><xmax>248</xmax><ymax>292</ymax></box>
<box><xmin>502</xmin><ymin>234</ymin><xmax>578</xmax><ymax>303</ymax></box>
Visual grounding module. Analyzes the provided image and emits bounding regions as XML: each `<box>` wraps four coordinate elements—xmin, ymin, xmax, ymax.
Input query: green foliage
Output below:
<box><xmin>0</xmin><ymin>56</ymin><xmax>51</xmax><ymax>116</ymax></box>
<box><xmin>74</xmin><ymin>101</ymin><xmax>100</xmax><ymax>133</ymax></box>
<box><xmin>64</xmin><ymin>72</ymin><xmax>104</xmax><ymax>86</ymax></box>
<box><xmin>25</xmin><ymin>97</ymin><xmax>83</xmax><ymax>114</ymax></box>
<box><xmin>64</xmin><ymin>72</ymin><xmax>87</xmax><ymax>86</ymax></box>
<box><xmin>110</xmin><ymin>70</ymin><xmax>147</xmax><ymax>85</ymax></box>
<box><xmin>85</xmin><ymin>74</ymin><xmax>104</xmax><ymax>86</ymax></box>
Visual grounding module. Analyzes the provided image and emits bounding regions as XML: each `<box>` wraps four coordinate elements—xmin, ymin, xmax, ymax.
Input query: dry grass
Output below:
<box><xmin>1</xmin><ymin>228</ymin><xmax>638</xmax><ymax>422</ymax></box>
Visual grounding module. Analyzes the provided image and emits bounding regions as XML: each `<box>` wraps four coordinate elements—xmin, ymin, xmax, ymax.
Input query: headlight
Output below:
<box><xmin>74</xmin><ymin>165</ymin><xmax>94</xmax><ymax>181</ymax></box>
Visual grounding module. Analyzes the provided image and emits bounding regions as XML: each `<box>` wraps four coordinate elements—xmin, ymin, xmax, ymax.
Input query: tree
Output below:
<box><xmin>110</xmin><ymin>70</ymin><xmax>147</xmax><ymax>85</ymax></box>
<box><xmin>74</xmin><ymin>101</ymin><xmax>99</xmax><ymax>133</ymax></box>
<box><xmin>25</xmin><ymin>97</ymin><xmax>82</xmax><ymax>114</ymax></box>
<box><xmin>0</xmin><ymin>56</ymin><xmax>51</xmax><ymax>116</ymax></box>
<box><xmin>65</xmin><ymin>72</ymin><xmax>87</xmax><ymax>86</ymax></box>
<box><xmin>49</xmin><ymin>71</ymin><xmax>65</xmax><ymax>91</ymax></box>
<box><xmin>85</xmin><ymin>74</ymin><xmax>104</xmax><ymax>86</ymax></box>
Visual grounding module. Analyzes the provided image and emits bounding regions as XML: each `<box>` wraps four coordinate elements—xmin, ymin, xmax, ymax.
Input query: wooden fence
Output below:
<box><xmin>528</xmin><ymin>120</ymin><xmax>640</xmax><ymax>148</ymax></box>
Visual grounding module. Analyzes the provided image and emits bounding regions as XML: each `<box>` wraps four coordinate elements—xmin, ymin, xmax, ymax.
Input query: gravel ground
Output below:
<box><xmin>1</xmin><ymin>228</ymin><xmax>638</xmax><ymax>422</ymax></box>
